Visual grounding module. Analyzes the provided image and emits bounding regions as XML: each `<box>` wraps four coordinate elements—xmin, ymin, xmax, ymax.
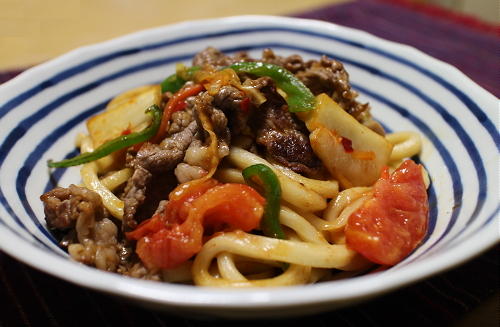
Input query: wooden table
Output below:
<box><xmin>0</xmin><ymin>0</ymin><xmax>346</xmax><ymax>70</ymax></box>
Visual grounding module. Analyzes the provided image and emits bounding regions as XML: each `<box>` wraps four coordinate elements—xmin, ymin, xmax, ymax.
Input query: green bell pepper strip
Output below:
<box><xmin>228</xmin><ymin>62</ymin><xmax>315</xmax><ymax>112</ymax></box>
<box><xmin>160</xmin><ymin>62</ymin><xmax>315</xmax><ymax>112</ymax></box>
<box><xmin>242</xmin><ymin>164</ymin><xmax>286</xmax><ymax>240</ymax></box>
<box><xmin>161</xmin><ymin>66</ymin><xmax>200</xmax><ymax>93</ymax></box>
<box><xmin>47</xmin><ymin>104</ymin><xmax>162</xmax><ymax>168</ymax></box>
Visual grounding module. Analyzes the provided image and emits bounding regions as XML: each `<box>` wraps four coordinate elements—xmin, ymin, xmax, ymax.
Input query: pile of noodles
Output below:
<box><xmin>49</xmin><ymin>53</ymin><xmax>429</xmax><ymax>287</ymax></box>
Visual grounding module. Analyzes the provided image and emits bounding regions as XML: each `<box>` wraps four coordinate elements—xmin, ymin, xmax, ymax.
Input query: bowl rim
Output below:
<box><xmin>0</xmin><ymin>15</ymin><xmax>498</xmax><ymax>311</ymax></box>
<box><xmin>1</xmin><ymin>15</ymin><xmax>497</xmax><ymax>101</ymax></box>
<box><xmin>0</xmin><ymin>215</ymin><xmax>497</xmax><ymax>309</ymax></box>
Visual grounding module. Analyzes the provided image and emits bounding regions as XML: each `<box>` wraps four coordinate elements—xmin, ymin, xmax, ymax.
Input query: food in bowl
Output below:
<box><xmin>40</xmin><ymin>47</ymin><xmax>429</xmax><ymax>287</ymax></box>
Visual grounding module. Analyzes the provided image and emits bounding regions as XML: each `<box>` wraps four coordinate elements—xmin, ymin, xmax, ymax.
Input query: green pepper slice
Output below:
<box><xmin>160</xmin><ymin>62</ymin><xmax>315</xmax><ymax>112</ymax></box>
<box><xmin>228</xmin><ymin>62</ymin><xmax>315</xmax><ymax>112</ymax></box>
<box><xmin>161</xmin><ymin>66</ymin><xmax>200</xmax><ymax>93</ymax></box>
<box><xmin>242</xmin><ymin>163</ymin><xmax>285</xmax><ymax>240</ymax></box>
<box><xmin>48</xmin><ymin>104</ymin><xmax>162</xmax><ymax>168</ymax></box>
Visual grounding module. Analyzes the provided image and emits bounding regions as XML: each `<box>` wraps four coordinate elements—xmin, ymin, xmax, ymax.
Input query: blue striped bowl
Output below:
<box><xmin>0</xmin><ymin>16</ymin><xmax>498</xmax><ymax>318</ymax></box>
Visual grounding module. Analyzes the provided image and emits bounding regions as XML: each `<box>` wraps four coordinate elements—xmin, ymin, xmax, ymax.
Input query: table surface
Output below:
<box><xmin>0</xmin><ymin>0</ymin><xmax>498</xmax><ymax>326</ymax></box>
<box><xmin>0</xmin><ymin>0</ymin><xmax>344</xmax><ymax>70</ymax></box>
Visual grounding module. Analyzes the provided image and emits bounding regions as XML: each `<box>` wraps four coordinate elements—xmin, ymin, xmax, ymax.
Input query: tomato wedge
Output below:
<box><xmin>345</xmin><ymin>160</ymin><xmax>429</xmax><ymax>266</ymax></box>
<box><xmin>126</xmin><ymin>179</ymin><xmax>264</xmax><ymax>269</ymax></box>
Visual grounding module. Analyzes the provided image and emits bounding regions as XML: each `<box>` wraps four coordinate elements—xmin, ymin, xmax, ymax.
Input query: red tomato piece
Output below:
<box><xmin>345</xmin><ymin>159</ymin><xmax>429</xmax><ymax>266</ymax></box>
<box><xmin>125</xmin><ymin>214</ymin><xmax>164</xmax><ymax>240</ymax></box>
<box><xmin>134</xmin><ymin>220</ymin><xmax>204</xmax><ymax>270</ymax></box>
<box><xmin>193</xmin><ymin>183</ymin><xmax>265</xmax><ymax>233</ymax></box>
<box><xmin>164</xmin><ymin>178</ymin><xmax>219</xmax><ymax>225</ymax></box>
<box><xmin>126</xmin><ymin>179</ymin><xmax>264</xmax><ymax>270</ymax></box>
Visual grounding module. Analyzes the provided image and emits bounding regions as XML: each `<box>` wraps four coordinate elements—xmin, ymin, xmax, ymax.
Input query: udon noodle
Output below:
<box><xmin>41</xmin><ymin>47</ymin><xmax>429</xmax><ymax>287</ymax></box>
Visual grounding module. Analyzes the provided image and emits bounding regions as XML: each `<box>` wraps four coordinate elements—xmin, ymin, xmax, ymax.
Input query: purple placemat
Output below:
<box><xmin>0</xmin><ymin>1</ymin><xmax>498</xmax><ymax>326</ymax></box>
<box><xmin>0</xmin><ymin>69</ymin><xmax>24</xmax><ymax>84</ymax></box>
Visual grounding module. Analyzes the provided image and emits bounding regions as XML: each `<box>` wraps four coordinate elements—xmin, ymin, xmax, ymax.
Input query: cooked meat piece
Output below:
<box><xmin>123</xmin><ymin>120</ymin><xmax>197</xmax><ymax>230</ymax></box>
<box><xmin>41</xmin><ymin>184</ymin><xmax>121</xmax><ymax>271</ymax></box>
<box><xmin>213</xmin><ymin>85</ymin><xmax>246</xmax><ymax>113</ymax></box>
<box><xmin>130</xmin><ymin>120</ymin><xmax>199</xmax><ymax>173</ymax></box>
<box><xmin>94</xmin><ymin>217</ymin><xmax>119</xmax><ymax>243</ymax></box>
<box><xmin>260</xmin><ymin>49</ymin><xmax>374</xmax><ymax>125</ymax></box>
<box><xmin>68</xmin><ymin>217</ymin><xmax>120</xmax><ymax>272</ymax></box>
<box><xmin>193</xmin><ymin>47</ymin><xmax>249</xmax><ymax>68</ymax></box>
<box><xmin>193</xmin><ymin>47</ymin><xmax>231</xmax><ymax>67</ymax></box>
<box><xmin>296</xmin><ymin>56</ymin><xmax>370</xmax><ymax>120</ymax></box>
<box><xmin>123</xmin><ymin>90</ymin><xmax>233</xmax><ymax>229</ymax></box>
<box><xmin>40</xmin><ymin>184</ymin><xmax>105</xmax><ymax>231</ymax></box>
<box><xmin>192</xmin><ymin>91</ymin><xmax>231</xmax><ymax>158</ymax></box>
<box><xmin>167</xmin><ymin>106</ymin><xmax>194</xmax><ymax>135</ymax></box>
<box><xmin>117</xmin><ymin>262</ymin><xmax>161</xmax><ymax>281</ymax></box>
<box><xmin>135</xmin><ymin>172</ymin><xmax>177</xmax><ymax>224</ymax></box>
<box><xmin>209</xmin><ymin>103</ymin><xmax>230</xmax><ymax>141</ymax></box>
<box><xmin>193</xmin><ymin>92</ymin><xmax>229</xmax><ymax>138</ymax></box>
<box><xmin>210</xmin><ymin>107</ymin><xmax>230</xmax><ymax>159</ymax></box>
<box><xmin>255</xmin><ymin>103</ymin><xmax>322</xmax><ymax>177</ymax></box>
<box><xmin>122</xmin><ymin>166</ymin><xmax>151</xmax><ymax>230</ymax></box>
<box><xmin>212</xmin><ymin>82</ymin><xmax>269</xmax><ymax>136</ymax></box>
<box><xmin>261</xmin><ymin>48</ymin><xmax>307</xmax><ymax>74</ymax></box>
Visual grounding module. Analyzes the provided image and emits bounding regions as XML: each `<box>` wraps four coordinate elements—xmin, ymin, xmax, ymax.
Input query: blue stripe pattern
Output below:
<box><xmin>0</xmin><ymin>25</ymin><xmax>497</xmax><ymax>266</ymax></box>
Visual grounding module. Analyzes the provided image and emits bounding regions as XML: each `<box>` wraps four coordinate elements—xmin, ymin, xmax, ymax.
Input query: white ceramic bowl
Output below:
<box><xmin>0</xmin><ymin>16</ymin><xmax>498</xmax><ymax>318</ymax></box>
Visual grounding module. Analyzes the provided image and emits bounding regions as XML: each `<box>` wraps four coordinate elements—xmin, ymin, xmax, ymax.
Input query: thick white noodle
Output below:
<box><xmin>192</xmin><ymin>231</ymin><xmax>369</xmax><ymax>287</ymax></box>
<box><xmin>279</xmin><ymin>205</ymin><xmax>328</xmax><ymax>245</ymax></box>
<box><xmin>79</xmin><ymin>135</ymin><xmax>124</xmax><ymax>219</ymax></box>
<box><xmin>271</xmin><ymin>163</ymin><xmax>338</xmax><ymax>199</ymax></box>
<box><xmin>323</xmin><ymin>187</ymin><xmax>372</xmax><ymax>229</ymax></box>
<box><xmin>99</xmin><ymin>168</ymin><xmax>133</xmax><ymax>191</ymax></box>
<box><xmin>386</xmin><ymin>131</ymin><xmax>422</xmax><ymax>162</ymax></box>
<box><xmin>213</xmin><ymin>167</ymin><xmax>245</xmax><ymax>184</ymax></box>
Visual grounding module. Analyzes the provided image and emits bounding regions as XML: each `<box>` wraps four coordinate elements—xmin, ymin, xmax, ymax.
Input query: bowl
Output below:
<box><xmin>0</xmin><ymin>15</ymin><xmax>498</xmax><ymax>318</ymax></box>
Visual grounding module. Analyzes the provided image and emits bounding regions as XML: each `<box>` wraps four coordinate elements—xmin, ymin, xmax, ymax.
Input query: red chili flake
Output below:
<box><xmin>121</xmin><ymin>128</ymin><xmax>132</xmax><ymax>135</ymax></box>
<box><xmin>341</xmin><ymin>137</ymin><xmax>354</xmax><ymax>153</ymax></box>
<box><xmin>239</xmin><ymin>97</ymin><xmax>250</xmax><ymax>113</ymax></box>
